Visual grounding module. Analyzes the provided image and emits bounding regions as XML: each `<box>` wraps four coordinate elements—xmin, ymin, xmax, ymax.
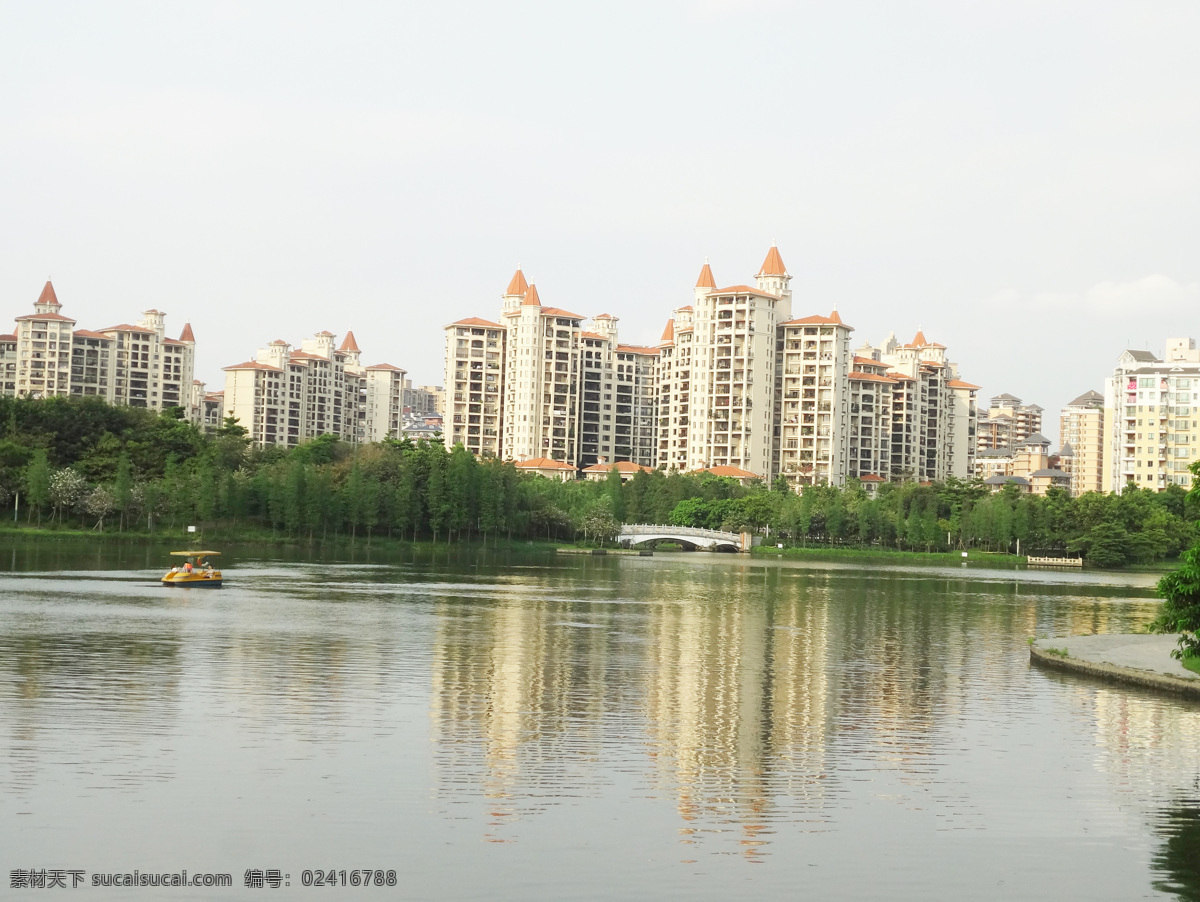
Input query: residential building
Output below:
<box><xmin>442</xmin><ymin>249</ymin><xmax>979</xmax><ymax>488</ymax></box>
<box><xmin>582</xmin><ymin>460</ymin><xmax>655</xmax><ymax>482</ymax></box>
<box><xmin>223</xmin><ymin>329</ymin><xmax>404</xmax><ymax>448</ymax></box>
<box><xmin>1104</xmin><ymin>338</ymin><xmax>1200</xmax><ymax>492</ymax></box>
<box><xmin>1059</xmin><ymin>389</ymin><xmax>1105</xmax><ymax>496</ymax></box>
<box><xmin>856</xmin><ymin>331</ymin><xmax>978</xmax><ymax>482</ymax></box>
<box><xmin>4</xmin><ymin>281</ymin><xmax>197</xmax><ymax>417</ymax></box>
<box><xmin>443</xmin><ymin>316</ymin><xmax>505</xmax><ymax>458</ymax></box>
<box><xmin>977</xmin><ymin>394</ymin><xmax>1043</xmax><ymax>453</ymax></box>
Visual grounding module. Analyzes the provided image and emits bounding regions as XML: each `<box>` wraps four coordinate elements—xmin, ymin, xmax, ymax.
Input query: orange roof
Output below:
<box><xmin>223</xmin><ymin>360</ymin><xmax>283</xmax><ymax>372</ymax></box>
<box><xmin>450</xmin><ymin>316</ymin><xmax>503</xmax><ymax>328</ymax></box>
<box><xmin>660</xmin><ymin>319</ymin><xmax>675</xmax><ymax>342</ymax></box>
<box><xmin>339</xmin><ymin>331</ymin><xmax>360</xmax><ymax>352</ymax></box>
<box><xmin>782</xmin><ymin>312</ymin><xmax>850</xmax><ymax>327</ymax></box>
<box><xmin>96</xmin><ymin>323</ymin><xmax>141</xmax><ymax>332</ymax></box>
<box><xmin>163</xmin><ymin>338</ymin><xmax>185</xmax><ymax>346</ymax></box>
<box><xmin>695</xmin><ymin>262</ymin><xmax>716</xmax><ymax>289</ymax></box>
<box><xmin>365</xmin><ymin>363</ymin><xmax>405</xmax><ymax>372</ymax></box>
<box><xmin>541</xmin><ymin>306</ymin><xmax>585</xmax><ymax>320</ymax></box>
<box><xmin>36</xmin><ymin>281</ymin><xmax>61</xmax><ymax>306</ymax></box>
<box><xmin>315</xmin><ymin>330</ymin><xmax>335</xmax><ymax>337</ymax></box>
<box><xmin>287</xmin><ymin>351</ymin><xmax>324</xmax><ymax>360</ymax></box>
<box><xmin>0</xmin><ymin>333</ymin><xmax>17</xmax><ymax>342</ymax></box>
<box><xmin>678</xmin><ymin>305</ymin><xmax>693</xmax><ymax>311</ymax></box>
<box><xmin>179</xmin><ymin>322</ymin><xmax>195</xmax><ymax>342</ymax></box>
<box><xmin>616</xmin><ymin>345</ymin><xmax>660</xmax><ymax>355</ymax></box>
<box><xmin>910</xmin><ymin>329</ymin><xmax>929</xmax><ymax>347</ymax></box>
<box><xmin>515</xmin><ymin>457</ymin><xmax>576</xmax><ymax>470</ymax></box>
<box><xmin>854</xmin><ymin>355</ymin><xmax>882</xmax><ymax>366</ymax></box>
<box><xmin>858</xmin><ymin>474</ymin><xmax>886</xmax><ymax>482</ymax></box>
<box><xmin>582</xmin><ymin>460</ymin><xmax>655</xmax><ymax>474</ymax></box>
<box><xmin>697</xmin><ymin>465</ymin><xmax>759</xmax><ymax>479</ymax></box>
<box><xmin>707</xmin><ymin>285</ymin><xmax>779</xmax><ymax>298</ymax></box>
<box><xmin>849</xmin><ymin>371</ymin><xmax>898</xmax><ymax>383</ymax></box>
<box><xmin>580</xmin><ymin>331</ymin><xmax>606</xmax><ymax>341</ymax></box>
<box><xmin>946</xmin><ymin>379</ymin><xmax>981</xmax><ymax>389</ymax></box>
<box><xmin>17</xmin><ymin>311</ymin><xmax>76</xmax><ymax>322</ymax></box>
<box><xmin>594</xmin><ymin>312</ymin><xmax>615</xmax><ymax>320</ymax></box>
<box><xmin>757</xmin><ymin>245</ymin><xmax>787</xmax><ymax>277</ymax></box>
<box><xmin>523</xmin><ymin>284</ymin><xmax>541</xmax><ymax>306</ymax></box>
<box><xmin>506</xmin><ymin>268</ymin><xmax>529</xmax><ymax>297</ymax></box>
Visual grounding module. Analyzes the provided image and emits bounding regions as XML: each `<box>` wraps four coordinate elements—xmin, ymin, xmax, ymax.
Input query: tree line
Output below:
<box><xmin>1</xmin><ymin>396</ymin><xmax>1197</xmax><ymax>567</ymax></box>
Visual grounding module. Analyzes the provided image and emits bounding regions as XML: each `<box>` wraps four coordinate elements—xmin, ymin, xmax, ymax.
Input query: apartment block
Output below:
<box><xmin>857</xmin><ymin>331</ymin><xmax>978</xmax><ymax>481</ymax></box>
<box><xmin>1104</xmin><ymin>339</ymin><xmax>1200</xmax><ymax>492</ymax></box>
<box><xmin>775</xmin><ymin>312</ymin><xmax>853</xmax><ymax>488</ymax></box>
<box><xmin>223</xmin><ymin>330</ymin><xmax>404</xmax><ymax>448</ymax></box>
<box><xmin>3</xmin><ymin>281</ymin><xmax>198</xmax><ymax>418</ymax></box>
<box><xmin>444</xmin><ymin>317</ymin><xmax>505</xmax><ymax>457</ymax></box>
<box><xmin>976</xmin><ymin>394</ymin><xmax>1043</xmax><ymax>453</ymax></box>
<box><xmin>442</xmin><ymin>248</ymin><xmax>979</xmax><ymax>489</ymax></box>
<box><xmin>1059</xmin><ymin>389</ymin><xmax>1104</xmax><ymax>496</ymax></box>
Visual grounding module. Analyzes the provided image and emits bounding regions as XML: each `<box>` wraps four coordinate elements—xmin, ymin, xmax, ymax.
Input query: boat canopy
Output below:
<box><xmin>169</xmin><ymin>551</ymin><xmax>222</xmax><ymax>556</ymax></box>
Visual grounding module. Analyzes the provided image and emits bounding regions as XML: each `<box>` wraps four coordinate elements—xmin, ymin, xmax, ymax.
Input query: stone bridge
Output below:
<box><xmin>617</xmin><ymin>524</ymin><xmax>756</xmax><ymax>553</ymax></box>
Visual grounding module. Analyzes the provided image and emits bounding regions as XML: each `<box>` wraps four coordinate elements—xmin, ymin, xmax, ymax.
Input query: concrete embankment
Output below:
<box><xmin>1030</xmin><ymin>634</ymin><xmax>1200</xmax><ymax>699</ymax></box>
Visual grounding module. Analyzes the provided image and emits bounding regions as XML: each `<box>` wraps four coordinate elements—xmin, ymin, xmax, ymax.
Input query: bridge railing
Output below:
<box><xmin>619</xmin><ymin>524</ymin><xmax>741</xmax><ymax>543</ymax></box>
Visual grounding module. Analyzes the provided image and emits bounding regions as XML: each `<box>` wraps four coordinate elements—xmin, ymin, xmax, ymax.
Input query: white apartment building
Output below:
<box><xmin>775</xmin><ymin>312</ymin><xmax>853</xmax><ymax>488</ymax></box>
<box><xmin>442</xmin><ymin>250</ymin><xmax>979</xmax><ymax>489</ymax></box>
<box><xmin>857</xmin><ymin>331</ymin><xmax>978</xmax><ymax>482</ymax></box>
<box><xmin>846</xmin><ymin>356</ymin><xmax>897</xmax><ymax>483</ymax></box>
<box><xmin>1104</xmin><ymin>339</ymin><xmax>1200</xmax><ymax>492</ymax></box>
<box><xmin>655</xmin><ymin>305</ymin><xmax>694</xmax><ymax>471</ymax></box>
<box><xmin>224</xmin><ymin>330</ymin><xmax>405</xmax><ymax>448</ymax></box>
<box><xmin>1059</xmin><ymin>389</ymin><xmax>1104</xmax><ymax>496</ymax></box>
<box><xmin>444</xmin><ymin>316</ymin><xmax>506</xmax><ymax>457</ymax></box>
<box><xmin>2</xmin><ymin>281</ymin><xmax>198</xmax><ymax>417</ymax></box>
<box><xmin>977</xmin><ymin>394</ymin><xmax>1044</xmax><ymax>453</ymax></box>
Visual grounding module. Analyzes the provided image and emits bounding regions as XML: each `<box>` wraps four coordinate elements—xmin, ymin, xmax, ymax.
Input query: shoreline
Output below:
<box><xmin>1030</xmin><ymin>634</ymin><xmax>1200</xmax><ymax>699</ymax></box>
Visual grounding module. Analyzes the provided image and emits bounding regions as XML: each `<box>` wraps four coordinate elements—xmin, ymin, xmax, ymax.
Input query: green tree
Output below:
<box><xmin>24</xmin><ymin>448</ymin><xmax>51</xmax><ymax>525</ymax></box>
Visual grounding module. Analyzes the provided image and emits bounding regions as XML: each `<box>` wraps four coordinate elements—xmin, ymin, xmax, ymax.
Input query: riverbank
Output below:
<box><xmin>753</xmin><ymin>544</ymin><xmax>1026</xmax><ymax>566</ymax></box>
<box><xmin>1030</xmin><ymin>634</ymin><xmax>1200</xmax><ymax>699</ymax></box>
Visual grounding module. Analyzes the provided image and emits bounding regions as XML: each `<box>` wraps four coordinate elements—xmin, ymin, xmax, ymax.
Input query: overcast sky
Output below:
<box><xmin>3</xmin><ymin>1</ymin><xmax>1198</xmax><ymax>443</ymax></box>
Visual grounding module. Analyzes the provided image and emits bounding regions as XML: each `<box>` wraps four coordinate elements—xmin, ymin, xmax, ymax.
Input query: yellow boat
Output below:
<box><xmin>162</xmin><ymin>551</ymin><xmax>223</xmax><ymax>587</ymax></box>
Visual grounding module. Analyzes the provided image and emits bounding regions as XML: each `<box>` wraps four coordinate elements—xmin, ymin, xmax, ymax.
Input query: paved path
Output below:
<box><xmin>1031</xmin><ymin>634</ymin><xmax>1200</xmax><ymax>698</ymax></box>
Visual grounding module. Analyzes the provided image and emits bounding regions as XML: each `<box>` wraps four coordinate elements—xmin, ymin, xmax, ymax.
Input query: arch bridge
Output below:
<box><xmin>617</xmin><ymin>524</ymin><xmax>756</xmax><ymax>553</ymax></box>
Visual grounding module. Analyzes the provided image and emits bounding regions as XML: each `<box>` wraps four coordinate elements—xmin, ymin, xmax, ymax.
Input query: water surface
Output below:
<box><xmin>1</xmin><ymin>543</ymin><xmax>1197</xmax><ymax>900</ymax></box>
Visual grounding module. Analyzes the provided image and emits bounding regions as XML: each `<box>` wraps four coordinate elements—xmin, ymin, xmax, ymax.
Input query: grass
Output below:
<box><xmin>752</xmin><ymin>544</ymin><xmax>1024</xmax><ymax>566</ymax></box>
<box><xmin>1042</xmin><ymin>646</ymin><xmax>1070</xmax><ymax>658</ymax></box>
<box><xmin>1183</xmin><ymin>653</ymin><xmax>1200</xmax><ymax>676</ymax></box>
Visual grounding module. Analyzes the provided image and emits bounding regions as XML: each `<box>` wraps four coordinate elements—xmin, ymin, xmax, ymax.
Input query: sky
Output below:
<box><xmin>2</xmin><ymin>0</ymin><xmax>1198</xmax><ymax>444</ymax></box>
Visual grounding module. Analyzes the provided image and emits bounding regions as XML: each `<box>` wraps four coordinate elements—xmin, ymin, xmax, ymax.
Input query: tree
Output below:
<box><xmin>1151</xmin><ymin>543</ymin><xmax>1200</xmax><ymax>660</ymax></box>
<box><xmin>24</xmin><ymin>448</ymin><xmax>51</xmax><ymax>525</ymax></box>
<box><xmin>84</xmin><ymin>485</ymin><xmax>116</xmax><ymax>531</ymax></box>
<box><xmin>48</xmin><ymin>468</ymin><xmax>87</xmax><ymax>524</ymax></box>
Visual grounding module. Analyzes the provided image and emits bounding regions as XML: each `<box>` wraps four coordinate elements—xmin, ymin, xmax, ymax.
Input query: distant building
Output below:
<box><xmin>1104</xmin><ymin>338</ymin><xmax>1200</xmax><ymax>492</ymax></box>
<box><xmin>1059</xmin><ymin>389</ymin><xmax>1105</xmax><ymax>495</ymax></box>
<box><xmin>2</xmin><ymin>281</ymin><xmax>198</xmax><ymax>418</ymax></box>
<box><xmin>977</xmin><ymin>393</ymin><xmax>1043</xmax><ymax>453</ymax></box>
<box><xmin>223</xmin><ymin>329</ymin><xmax>405</xmax><ymax>448</ymax></box>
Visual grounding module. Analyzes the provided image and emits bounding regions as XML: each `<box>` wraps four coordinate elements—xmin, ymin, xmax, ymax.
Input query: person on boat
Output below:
<box><xmin>183</xmin><ymin>561</ymin><xmax>193</xmax><ymax>574</ymax></box>
<box><xmin>204</xmin><ymin>561</ymin><xmax>214</xmax><ymax>576</ymax></box>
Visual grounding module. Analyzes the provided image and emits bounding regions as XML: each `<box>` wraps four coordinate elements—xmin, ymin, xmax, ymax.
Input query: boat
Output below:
<box><xmin>162</xmin><ymin>551</ymin><xmax>224</xmax><ymax>587</ymax></box>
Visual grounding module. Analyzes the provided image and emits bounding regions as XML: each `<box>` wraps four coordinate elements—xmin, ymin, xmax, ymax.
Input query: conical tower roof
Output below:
<box><xmin>756</xmin><ymin>245</ymin><xmax>788</xmax><ymax>277</ymax></box>
<box><xmin>339</xmin><ymin>330</ymin><xmax>360</xmax><ymax>352</ymax></box>
<box><xmin>695</xmin><ymin>262</ymin><xmax>716</xmax><ymax>289</ymax></box>
<box><xmin>506</xmin><ymin>268</ymin><xmax>529</xmax><ymax>296</ymax></box>
<box><xmin>911</xmin><ymin>330</ymin><xmax>929</xmax><ymax>347</ymax></box>
<box><xmin>523</xmin><ymin>284</ymin><xmax>541</xmax><ymax>307</ymax></box>
<box><xmin>179</xmin><ymin>322</ymin><xmax>196</xmax><ymax>342</ymax></box>
<box><xmin>37</xmin><ymin>281</ymin><xmax>60</xmax><ymax>307</ymax></box>
<box><xmin>660</xmin><ymin>319</ymin><xmax>675</xmax><ymax>342</ymax></box>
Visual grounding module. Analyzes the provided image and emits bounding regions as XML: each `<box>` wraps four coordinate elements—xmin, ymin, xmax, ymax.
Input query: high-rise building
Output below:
<box><xmin>1059</xmin><ymin>389</ymin><xmax>1104</xmax><ymax>496</ymax></box>
<box><xmin>1104</xmin><ymin>338</ymin><xmax>1200</xmax><ymax>492</ymax></box>
<box><xmin>223</xmin><ymin>330</ymin><xmax>404</xmax><ymax>448</ymax></box>
<box><xmin>2</xmin><ymin>281</ymin><xmax>198</xmax><ymax>417</ymax></box>
<box><xmin>976</xmin><ymin>394</ymin><xmax>1043</xmax><ymax>453</ymax></box>
<box><xmin>856</xmin><ymin>331</ymin><xmax>978</xmax><ymax>482</ymax></box>
<box><xmin>443</xmin><ymin>249</ymin><xmax>979</xmax><ymax>488</ymax></box>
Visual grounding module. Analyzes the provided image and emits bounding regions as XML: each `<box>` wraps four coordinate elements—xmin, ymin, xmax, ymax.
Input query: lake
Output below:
<box><xmin>1</xmin><ymin>541</ymin><xmax>1198</xmax><ymax>900</ymax></box>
